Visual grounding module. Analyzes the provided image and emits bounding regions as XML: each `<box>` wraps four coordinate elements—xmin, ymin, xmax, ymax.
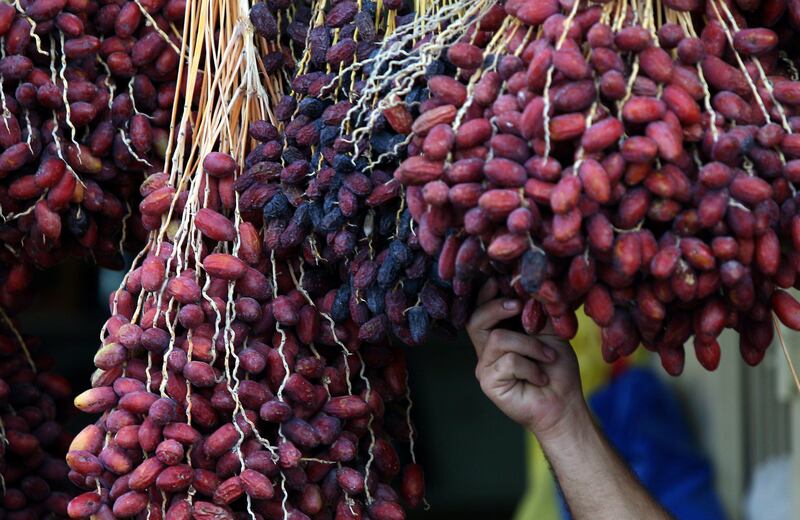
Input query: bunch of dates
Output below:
<box><xmin>0</xmin><ymin>0</ymin><xmax>185</xmax><ymax>273</ymax></box>
<box><xmin>372</xmin><ymin>0</ymin><xmax>800</xmax><ymax>374</ymax></box>
<box><xmin>0</xmin><ymin>323</ymin><xmax>75</xmax><ymax>519</ymax></box>
<box><xmin>239</xmin><ymin>0</ymin><xmax>473</xmax><ymax>351</ymax></box>
<box><xmin>66</xmin><ymin>147</ymin><xmax>424</xmax><ymax>519</ymax></box>
<box><xmin>234</xmin><ymin>115</ymin><xmax>463</xmax><ymax>349</ymax></box>
<box><xmin>248</xmin><ymin>0</ymin><xmax>409</xmax><ymax>77</ymax></box>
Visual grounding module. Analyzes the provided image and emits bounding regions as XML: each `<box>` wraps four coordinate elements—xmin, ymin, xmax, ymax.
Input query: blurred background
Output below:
<box><xmin>24</xmin><ymin>260</ymin><xmax>800</xmax><ymax>520</ymax></box>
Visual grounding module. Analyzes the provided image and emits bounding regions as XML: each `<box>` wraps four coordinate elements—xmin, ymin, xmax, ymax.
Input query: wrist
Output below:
<box><xmin>527</xmin><ymin>395</ymin><xmax>593</xmax><ymax>446</ymax></box>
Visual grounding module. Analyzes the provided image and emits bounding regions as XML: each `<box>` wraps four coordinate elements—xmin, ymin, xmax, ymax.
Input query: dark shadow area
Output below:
<box><xmin>407</xmin><ymin>331</ymin><xmax>526</xmax><ymax>519</ymax></box>
<box><xmin>18</xmin><ymin>260</ymin><xmax>111</xmax><ymax>434</ymax></box>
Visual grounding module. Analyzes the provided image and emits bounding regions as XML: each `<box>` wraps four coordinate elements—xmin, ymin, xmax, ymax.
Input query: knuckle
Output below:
<box><xmin>494</xmin><ymin>353</ymin><xmax>510</xmax><ymax>373</ymax></box>
<box><xmin>500</xmin><ymin>352</ymin><xmax>517</xmax><ymax>370</ymax></box>
<box><xmin>488</xmin><ymin>329</ymin><xmax>505</xmax><ymax>345</ymax></box>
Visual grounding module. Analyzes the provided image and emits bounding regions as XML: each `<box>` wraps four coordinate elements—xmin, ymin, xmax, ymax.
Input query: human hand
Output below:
<box><xmin>466</xmin><ymin>279</ymin><xmax>587</xmax><ymax>441</ymax></box>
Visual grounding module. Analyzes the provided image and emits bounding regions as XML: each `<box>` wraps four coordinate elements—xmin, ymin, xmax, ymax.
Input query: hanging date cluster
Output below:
<box><xmin>65</xmin><ymin>0</ymin><xmax>427</xmax><ymax>514</ymax></box>
<box><xmin>379</xmin><ymin>0</ymin><xmax>800</xmax><ymax>375</ymax></box>
<box><xmin>0</xmin><ymin>0</ymin><xmax>185</xmax><ymax>304</ymax></box>
<box><xmin>67</xmin><ymin>147</ymin><xmax>424</xmax><ymax>519</ymax></box>
<box><xmin>240</xmin><ymin>0</ymin><xmax>502</xmax><ymax>351</ymax></box>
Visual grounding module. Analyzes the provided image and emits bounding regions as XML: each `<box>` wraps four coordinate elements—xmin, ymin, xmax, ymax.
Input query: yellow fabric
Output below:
<box><xmin>513</xmin><ymin>308</ymin><xmax>647</xmax><ymax>520</ymax></box>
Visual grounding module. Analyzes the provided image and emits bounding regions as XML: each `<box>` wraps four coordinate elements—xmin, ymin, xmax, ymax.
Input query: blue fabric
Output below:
<box><xmin>557</xmin><ymin>367</ymin><xmax>727</xmax><ymax>520</ymax></box>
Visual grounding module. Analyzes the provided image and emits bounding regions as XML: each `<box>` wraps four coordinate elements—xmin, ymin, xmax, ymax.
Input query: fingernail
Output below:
<box><xmin>503</xmin><ymin>299</ymin><xmax>519</xmax><ymax>311</ymax></box>
<box><xmin>543</xmin><ymin>346</ymin><xmax>557</xmax><ymax>361</ymax></box>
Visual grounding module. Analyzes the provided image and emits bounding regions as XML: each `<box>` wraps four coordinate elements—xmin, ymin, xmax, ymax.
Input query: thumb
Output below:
<box><xmin>467</xmin><ymin>298</ymin><xmax>522</xmax><ymax>356</ymax></box>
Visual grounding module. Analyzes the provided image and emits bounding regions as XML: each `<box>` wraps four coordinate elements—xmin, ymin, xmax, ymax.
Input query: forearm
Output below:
<box><xmin>533</xmin><ymin>402</ymin><xmax>674</xmax><ymax>520</ymax></box>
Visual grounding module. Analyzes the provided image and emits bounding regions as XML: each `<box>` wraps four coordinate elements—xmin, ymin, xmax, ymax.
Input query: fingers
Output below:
<box><xmin>486</xmin><ymin>352</ymin><xmax>549</xmax><ymax>387</ymax></box>
<box><xmin>467</xmin><ymin>299</ymin><xmax>522</xmax><ymax>356</ymax></box>
<box><xmin>476</xmin><ymin>278</ymin><xmax>499</xmax><ymax>306</ymax></box>
<box><xmin>479</xmin><ymin>329</ymin><xmax>557</xmax><ymax>369</ymax></box>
